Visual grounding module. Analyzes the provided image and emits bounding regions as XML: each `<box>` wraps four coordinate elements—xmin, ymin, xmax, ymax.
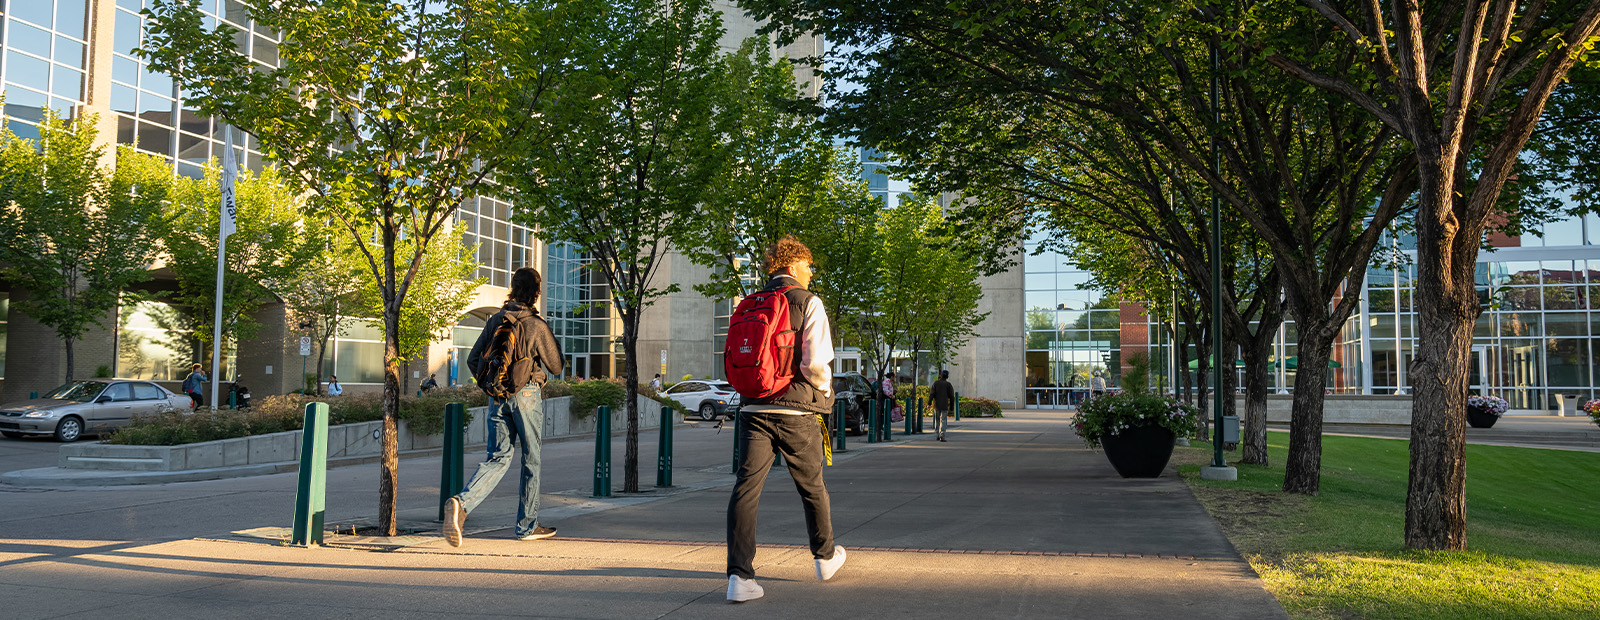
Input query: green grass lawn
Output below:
<box><xmin>1174</xmin><ymin>434</ymin><xmax>1600</xmax><ymax>619</ymax></box>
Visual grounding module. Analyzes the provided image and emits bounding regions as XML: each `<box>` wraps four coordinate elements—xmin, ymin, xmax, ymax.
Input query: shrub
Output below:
<box><xmin>570</xmin><ymin>378</ymin><xmax>626</xmax><ymax>419</ymax></box>
<box><xmin>1468</xmin><ymin>394</ymin><xmax>1509</xmax><ymax>416</ymax></box>
<box><xmin>1071</xmin><ymin>392</ymin><xmax>1198</xmax><ymax>448</ymax></box>
<box><xmin>108</xmin><ymin>389</ymin><xmax>485</xmax><ymax>445</ymax></box>
<box><xmin>1122</xmin><ymin>352</ymin><xmax>1150</xmax><ymax>395</ymax></box>
<box><xmin>959</xmin><ymin>397</ymin><xmax>1003</xmax><ymax>418</ymax></box>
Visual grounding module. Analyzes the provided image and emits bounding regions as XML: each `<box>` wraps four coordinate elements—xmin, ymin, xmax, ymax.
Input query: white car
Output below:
<box><xmin>664</xmin><ymin>380</ymin><xmax>741</xmax><ymax>420</ymax></box>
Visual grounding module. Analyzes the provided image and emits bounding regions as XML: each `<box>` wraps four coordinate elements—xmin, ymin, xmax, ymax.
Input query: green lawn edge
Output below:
<box><xmin>1171</xmin><ymin>434</ymin><xmax>1600</xmax><ymax>620</ymax></box>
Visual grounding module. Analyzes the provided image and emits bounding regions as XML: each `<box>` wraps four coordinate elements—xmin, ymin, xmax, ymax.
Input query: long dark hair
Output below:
<box><xmin>509</xmin><ymin>267</ymin><xmax>542</xmax><ymax>306</ymax></box>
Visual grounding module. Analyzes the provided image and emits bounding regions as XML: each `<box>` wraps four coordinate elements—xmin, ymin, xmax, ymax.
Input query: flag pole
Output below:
<box><xmin>211</xmin><ymin>125</ymin><xmax>240</xmax><ymax>409</ymax></box>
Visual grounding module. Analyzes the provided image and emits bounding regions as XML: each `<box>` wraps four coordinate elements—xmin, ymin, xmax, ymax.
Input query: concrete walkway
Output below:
<box><xmin>0</xmin><ymin>411</ymin><xmax>1287</xmax><ymax>619</ymax></box>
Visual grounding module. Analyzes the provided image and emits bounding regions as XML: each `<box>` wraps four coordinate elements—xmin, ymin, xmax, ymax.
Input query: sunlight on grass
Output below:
<box><xmin>1174</xmin><ymin>434</ymin><xmax>1600</xmax><ymax>619</ymax></box>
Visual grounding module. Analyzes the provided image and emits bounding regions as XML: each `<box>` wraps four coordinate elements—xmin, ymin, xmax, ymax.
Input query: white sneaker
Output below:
<box><xmin>815</xmin><ymin>546</ymin><xmax>847</xmax><ymax>581</ymax></box>
<box><xmin>726</xmin><ymin>575</ymin><xmax>764</xmax><ymax>602</ymax></box>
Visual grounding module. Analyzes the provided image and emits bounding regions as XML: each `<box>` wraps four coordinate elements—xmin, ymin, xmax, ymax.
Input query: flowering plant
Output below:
<box><xmin>1466</xmin><ymin>395</ymin><xmax>1509</xmax><ymax>416</ymax></box>
<box><xmin>1071</xmin><ymin>393</ymin><xmax>1199</xmax><ymax>448</ymax></box>
<box><xmin>1582</xmin><ymin>399</ymin><xmax>1600</xmax><ymax>427</ymax></box>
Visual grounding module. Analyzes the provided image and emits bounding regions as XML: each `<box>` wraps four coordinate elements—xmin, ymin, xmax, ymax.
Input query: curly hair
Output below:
<box><xmin>764</xmin><ymin>235</ymin><xmax>813</xmax><ymax>274</ymax></box>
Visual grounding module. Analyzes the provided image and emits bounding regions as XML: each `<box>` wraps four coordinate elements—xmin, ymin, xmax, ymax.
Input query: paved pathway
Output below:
<box><xmin>0</xmin><ymin>411</ymin><xmax>1287</xmax><ymax>619</ymax></box>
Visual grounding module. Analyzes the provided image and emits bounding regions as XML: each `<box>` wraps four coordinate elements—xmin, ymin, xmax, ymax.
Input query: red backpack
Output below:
<box><xmin>723</xmin><ymin>286</ymin><xmax>797</xmax><ymax>399</ymax></box>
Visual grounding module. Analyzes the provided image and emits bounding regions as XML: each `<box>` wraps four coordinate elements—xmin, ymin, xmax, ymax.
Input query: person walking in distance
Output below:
<box><xmin>182</xmin><ymin>363</ymin><xmax>206</xmax><ymax>409</ymax></box>
<box><xmin>326</xmin><ymin>376</ymin><xmax>344</xmax><ymax>396</ymax></box>
<box><xmin>1090</xmin><ymin>371</ymin><xmax>1107</xmax><ymax>398</ymax></box>
<box><xmin>931</xmin><ymin>369</ymin><xmax>955</xmax><ymax>442</ymax></box>
<box><xmin>420</xmin><ymin>373</ymin><xmax>439</xmax><ymax>392</ymax></box>
<box><xmin>443</xmin><ymin>267</ymin><xmax>565</xmax><ymax>546</ymax></box>
<box><xmin>722</xmin><ymin>235</ymin><xmax>846</xmax><ymax>602</ymax></box>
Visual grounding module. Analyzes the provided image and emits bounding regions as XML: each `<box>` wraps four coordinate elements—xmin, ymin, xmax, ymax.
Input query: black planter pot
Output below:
<box><xmin>1099</xmin><ymin>423</ymin><xmax>1177</xmax><ymax>478</ymax></box>
<box><xmin>1467</xmin><ymin>406</ymin><xmax>1500</xmax><ymax>429</ymax></box>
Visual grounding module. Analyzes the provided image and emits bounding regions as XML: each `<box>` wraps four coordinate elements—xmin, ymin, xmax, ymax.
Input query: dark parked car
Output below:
<box><xmin>831</xmin><ymin>372</ymin><xmax>875</xmax><ymax>435</ymax></box>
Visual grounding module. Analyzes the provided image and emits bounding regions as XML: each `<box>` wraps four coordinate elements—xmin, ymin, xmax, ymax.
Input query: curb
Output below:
<box><xmin>0</xmin><ymin>421</ymin><xmax>697</xmax><ymax>488</ymax></box>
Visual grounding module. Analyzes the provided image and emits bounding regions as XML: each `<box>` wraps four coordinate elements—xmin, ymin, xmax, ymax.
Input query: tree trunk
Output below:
<box><xmin>1238</xmin><ymin>333</ymin><xmax>1272</xmax><ymax>466</ymax></box>
<box><xmin>1176</xmin><ymin>325</ymin><xmax>1192</xmax><ymax>406</ymax></box>
<box><xmin>378</xmin><ymin>304</ymin><xmax>402</xmax><ymax>536</ymax></box>
<box><xmin>1404</xmin><ymin>173</ymin><xmax>1475</xmax><ymax>550</ymax></box>
<box><xmin>1282</xmin><ymin>328</ymin><xmax>1335</xmax><ymax>495</ymax></box>
<box><xmin>315</xmin><ymin>333</ymin><xmax>330</xmax><ymax>395</ymax></box>
<box><xmin>1219</xmin><ymin>328</ymin><xmax>1238</xmax><ymax>441</ymax></box>
<box><xmin>64</xmin><ymin>334</ymin><xmax>76</xmax><ymax>383</ymax></box>
<box><xmin>622</xmin><ymin>314</ymin><xmax>640</xmax><ymax>494</ymax></box>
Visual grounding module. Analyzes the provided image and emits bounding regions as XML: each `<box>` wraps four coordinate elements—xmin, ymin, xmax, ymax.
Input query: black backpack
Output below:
<box><xmin>474</xmin><ymin>312</ymin><xmax>530</xmax><ymax>400</ymax></box>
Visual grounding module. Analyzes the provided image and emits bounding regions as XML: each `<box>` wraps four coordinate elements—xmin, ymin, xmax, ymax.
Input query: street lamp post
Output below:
<box><xmin>1202</xmin><ymin>32</ymin><xmax>1237</xmax><ymax>482</ymax></box>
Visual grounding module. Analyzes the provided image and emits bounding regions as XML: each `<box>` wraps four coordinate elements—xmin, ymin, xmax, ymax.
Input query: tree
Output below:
<box><xmin>357</xmin><ymin>226</ymin><xmax>483</xmax><ymax>379</ymax></box>
<box><xmin>1263</xmin><ymin>0</ymin><xmax>1600</xmax><ymax>549</ymax></box>
<box><xmin>505</xmin><ymin>0</ymin><xmax>727</xmax><ymax>494</ymax></box>
<box><xmin>142</xmin><ymin>0</ymin><xmax>581</xmax><ymax>534</ymax></box>
<box><xmin>742</xmin><ymin>0</ymin><xmax>1409</xmax><ymax>488</ymax></box>
<box><xmin>270</xmin><ymin>234</ymin><xmax>366</xmax><ymax>394</ymax></box>
<box><xmin>683</xmin><ymin>39</ymin><xmax>835</xmax><ymax>301</ymax></box>
<box><xmin>0</xmin><ymin>113</ymin><xmax>166</xmax><ymax>382</ymax></box>
<box><xmin>156</xmin><ymin>164</ymin><xmax>318</xmax><ymax>371</ymax></box>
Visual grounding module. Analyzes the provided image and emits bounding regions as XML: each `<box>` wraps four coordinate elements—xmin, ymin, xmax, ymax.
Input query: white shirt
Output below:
<box><xmin>744</xmin><ymin>295</ymin><xmax>834</xmax><ymax>415</ymax></box>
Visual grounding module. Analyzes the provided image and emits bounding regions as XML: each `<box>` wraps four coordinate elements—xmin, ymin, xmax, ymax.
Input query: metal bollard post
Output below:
<box><xmin>904</xmin><ymin>395</ymin><xmax>913</xmax><ymax>435</ymax></box>
<box><xmin>291</xmin><ymin>402</ymin><xmax>330</xmax><ymax>546</ymax></box>
<box><xmin>29</xmin><ymin>391</ymin><xmax>38</xmax><ymax>399</ymax></box>
<box><xmin>438</xmin><ymin>403</ymin><xmax>465</xmax><ymax>521</ymax></box>
<box><xmin>917</xmin><ymin>396</ymin><xmax>925</xmax><ymax>433</ymax></box>
<box><xmin>593</xmin><ymin>405</ymin><xmax>612</xmax><ymax>497</ymax></box>
<box><xmin>229</xmin><ymin>391</ymin><xmax>237</xmax><ymax>409</ymax></box>
<box><xmin>834</xmin><ymin>400</ymin><xmax>847</xmax><ymax>453</ymax></box>
<box><xmin>866</xmin><ymin>400</ymin><xmax>878</xmax><ymax>444</ymax></box>
<box><xmin>954</xmin><ymin>392</ymin><xmax>962</xmax><ymax>421</ymax></box>
<box><xmin>656</xmin><ymin>405</ymin><xmax>674</xmax><ymax>488</ymax></box>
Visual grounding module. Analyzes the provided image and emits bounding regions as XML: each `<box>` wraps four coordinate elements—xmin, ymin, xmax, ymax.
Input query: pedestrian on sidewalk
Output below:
<box><xmin>420</xmin><ymin>373</ymin><xmax>438</xmax><ymax>392</ymax></box>
<box><xmin>326</xmin><ymin>376</ymin><xmax>344</xmax><ymax>396</ymax></box>
<box><xmin>182</xmin><ymin>363</ymin><xmax>206</xmax><ymax>409</ymax></box>
<box><xmin>1090</xmin><ymin>371</ymin><xmax>1106</xmax><ymax>398</ymax></box>
<box><xmin>722</xmin><ymin>235</ymin><xmax>846</xmax><ymax>602</ymax></box>
<box><xmin>932</xmin><ymin>369</ymin><xmax>955</xmax><ymax>442</ymax></box>
<box><xmin>444</xmin><ymin>266</ymin><xmax>565</xmax><ymax>547</ymax></box>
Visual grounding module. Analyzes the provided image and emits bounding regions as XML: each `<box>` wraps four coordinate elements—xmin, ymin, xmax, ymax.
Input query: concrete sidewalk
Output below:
<box><xmin>0</xmin><ymin>411</ymin><xmax>1288</xmax><ymax>619</ymax></box>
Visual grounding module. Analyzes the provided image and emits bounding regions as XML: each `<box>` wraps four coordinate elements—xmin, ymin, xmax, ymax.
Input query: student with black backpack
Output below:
<box><xmin>442</xmin><ymin>267</ymin><xmax>564</xmax><ymax>547</ymax></box>
<box><xmin>722</xmin><ymin>235</ymin><xmax>846</xmax><ymax>602</ymax></box>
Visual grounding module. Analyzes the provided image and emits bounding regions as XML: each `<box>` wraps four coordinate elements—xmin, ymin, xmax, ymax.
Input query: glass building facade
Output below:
<box><xmin>2</xmin><ymin>0</ymin><xmax>89</xmax><ymax>140</ymax></box>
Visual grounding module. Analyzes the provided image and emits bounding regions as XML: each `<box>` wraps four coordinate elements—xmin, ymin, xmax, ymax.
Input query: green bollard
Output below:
<box><xmin>291</xmin><ymin>402</ymin><xmax>330</xmax><ymax>546</ymax></box>
<box><xmin>834</xmin><ymin>400</ymin><xmax>847</xmax><ymax>453</ymax></box>
<box><xmin>656</xmin><ymin>405</ymin><xmax>674</xmax><ymax>488</ymax></box>
<box><xmin>593</xmin><ymin>405</ymin><xmax>612</xmax><ymax>497</ymax></box>
<box><xmin>954</xmin><ymin>392</ymin><xmax>962</xmax><ymax>421</ymax></box>
<box><xmin>438</xmin><ymin>403</ymin><xmax>465</xmax><ymax>521</ymax></box>
<box><xmin>904</xmin><ymin>395</ymin><xmax>914</xmax><ymax>435</ymax></box>
<box><xmin>866</xmin><ymin>400</ymin><xmax>878</xmax><ymax>444</ymax></box>
<box><xmin>29</xmin><ymin>391</ymin><xmax>38</xmax><ymax>399</ymax></box>
<box><xmin>917</xmin><ymin>396</ymin><xmax>925</xmax><ymax>434</ymax></box>
<box><xmin>229</xmin><ymin>391</ymin><xmax>237</xmax><ymax>409</ymax></box>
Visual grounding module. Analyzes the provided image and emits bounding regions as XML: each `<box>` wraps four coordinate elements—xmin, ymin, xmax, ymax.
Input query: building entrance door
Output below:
<box><xmin>1470</xmin><ymin>345</ymin><xmax>1490</xmax><ymax>397</ymax></box>
<box><xmin>569</xmin><ymin>354</ymin><xmax>589</xmax><ymax>381</ymax></box>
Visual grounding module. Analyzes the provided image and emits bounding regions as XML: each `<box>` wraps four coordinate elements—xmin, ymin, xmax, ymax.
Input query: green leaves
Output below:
<box><xmin>0</xmin><ymin>113</ymin><xmax>165</xmax><ymax>380</ymax></box>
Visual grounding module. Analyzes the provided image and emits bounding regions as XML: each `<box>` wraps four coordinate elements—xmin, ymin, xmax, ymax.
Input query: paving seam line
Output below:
<box><xmin>384</xmin><ymin>536</ymin><xmax>1219</xmax><ymax>561</ymax></box>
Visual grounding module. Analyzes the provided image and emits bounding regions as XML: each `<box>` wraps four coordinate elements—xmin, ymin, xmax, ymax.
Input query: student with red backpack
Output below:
<box><xmin>722</xmin><ymin>235</ymin><xmax>846</xmax><ymax>602</ymax></box>
<box><xmin>442</xmin><ymin>267</ymin><xmax>564</xmax><ymax>547</ymax></box>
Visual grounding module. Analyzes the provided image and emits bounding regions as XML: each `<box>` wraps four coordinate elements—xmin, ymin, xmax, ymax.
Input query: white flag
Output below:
<box><xmin>219</xmin><ymin>126</ymin><xmax>239</xmax><ymax>240</ymax></box>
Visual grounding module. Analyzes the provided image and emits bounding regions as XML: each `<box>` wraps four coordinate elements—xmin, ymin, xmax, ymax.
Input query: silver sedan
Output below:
<box><xmin>0</xmin><ymin>380</ymin><xmax>191</xmax><ymax>442</ymax></box>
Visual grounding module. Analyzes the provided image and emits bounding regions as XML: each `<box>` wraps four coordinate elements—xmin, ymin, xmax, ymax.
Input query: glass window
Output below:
<box><xmin>132</xmin><ymin>383</ymin><xmax>165</xmax><ymax>400</ymax></box>
<box><xmin>12</xmin><ymin>21</ymin><xmax>54</xmax><ymax>58</ymax></box>
<box><xmin>1546</xmin><ymin>313</ymin><xmax>1587</xmax><ymax>337</ymax></box>
<box><xmin>103</xmin><ymin>383</ymin><xmax>134</xmax><ymax>401</ymax></box>
<box><xmin>13</xmin><ymin>1</ymin><xmax>55</xmax><ymax>28</ymax></box>
<box><xmin>1548</xmin><ymin>339</ymin><xmax>1589</xmax><ymax>387</ymax></box>
<box><xmin>334</xmin><ymin>340</ymin><xmax>385</xmax><ymax>383</ymax></box>
<box><xmin>136</xmin><ymin>122</ymin><xmax>172</xmax><ymax>155</ymax></box>
<box><xmin>7</xmin><ymin>52</ymin><xmax>52</xmax><ymax>91</ymax></box>
<box><xmin>57</xmin><ymin>1</ymin><xmax>89</xmax><ymax>39</ymax></box>
<box><xmin>51</xmin><ymin>65</ymin><xmax>84</xmax><ymax>100</ymax></box>
<box><xmin>1499</xmin><ymin>312</ymin><xmax>1540</xmax><ymax>338</ymax></box>
<box><xmin>5</xmin><ymin>87</ymin><xmax>48</xmax><ymax>123</ymax></box>
<box><xmin>55</xmin><ymin>36</ymin><xmax>86</xmax><ymax>68</ymax></box>
<box><xmin>114</xmin><ymin>10</ymin><xmax>142</xmax><ymax>56</ymax></box>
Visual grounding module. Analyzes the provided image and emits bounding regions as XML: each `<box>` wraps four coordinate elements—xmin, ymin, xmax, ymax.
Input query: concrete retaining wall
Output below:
<box><xmin>1237</xmin><ymin>394</ymin><xmax>1414</xmax><ymax>425</ymax></box>
<box><xmin>60</xmin><ymin>395</ymin><xmax>674</xmax><ymax>472</ymax></box>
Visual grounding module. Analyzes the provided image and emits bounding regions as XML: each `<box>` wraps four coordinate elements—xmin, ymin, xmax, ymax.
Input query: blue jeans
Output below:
<box><xmin>454</xmin><ymin>382</ymin><xmax>545</xmax><ymax>536</ymax></box>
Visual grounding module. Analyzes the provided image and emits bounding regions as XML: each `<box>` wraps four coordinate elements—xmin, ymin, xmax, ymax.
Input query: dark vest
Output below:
<box><xmin>743</xmin><ymin>275</ymin><xmax>831</xmax><ymax>414</ymax></box>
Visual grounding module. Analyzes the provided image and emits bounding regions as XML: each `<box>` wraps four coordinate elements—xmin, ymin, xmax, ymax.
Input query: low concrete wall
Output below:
<box><xmin>1238</xmin><ymin>394</ymin><xmax>1413</xmax><ymax>425</ymax></box>
<box><xmin>60</xmin><ymin>395</ymin><xmax>673</xmax><ymax>472</ymax></box>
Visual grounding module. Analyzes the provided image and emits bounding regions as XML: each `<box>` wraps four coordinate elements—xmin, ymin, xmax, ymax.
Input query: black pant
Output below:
<box><xmin>727</xmin><ymin>412</ymin><xmax>835</xmax><ymax>579</ymax></box>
